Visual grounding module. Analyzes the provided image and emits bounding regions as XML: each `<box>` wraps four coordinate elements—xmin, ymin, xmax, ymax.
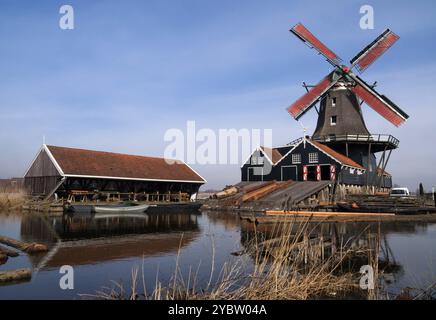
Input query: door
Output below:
<box><xmin>281</xmin><ymin>166</ymin><xmax>297</xmax><ymax>181</ymax></box>
<box><xmin>320</xmin><ymin>165</ymin><xmax>332</xmax><ymax>180</ymax></box>
<box><xmin>247</xmin><ymin>167</ymin><xmax>263</xmax><ymax>182</ymax></box>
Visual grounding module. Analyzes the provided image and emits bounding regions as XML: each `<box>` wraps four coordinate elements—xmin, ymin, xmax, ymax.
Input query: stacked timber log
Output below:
<box><xmin>344</xmin><ymin>194</ymin><xmax>436</xmax><ymax>214</ymax></box>
<box><xmin>204</xmin><ymin>181</ymin><xmax>334</xmax><ymax>212</ymax></box>
<box><xmin>0</xmin><ymin>236</ymin><xmax>48</xmax><ymax>254</ymax></box>
<box><xmin>265</xmin><ymin>210</ymin><xmax>395</xmax><ymax>217</ymax></box>
<box><xmin>0</xmin><ymin>269</ymin><xmax>32</xmax><ymax>284</ymax></box>
<box><xmin>212</xmin><ymin>186</ymin><xmax>239</xmax><ymax>199</ymax></box>
<box><xmin>207</xmin><ymin>182</ymin><xmax>278</xmax><ymax>209</ymax></box>
<box><xmin>0</xmin><ymin>236</ymin><xmax>44</xmax><ymax>284</ymax></box>
<box><xmin>0</xmin><ymin>244</ymin><xmax>19</xmax><ymax>257</ymax></box>
<box><xmin>240</xmin><ymin>181</ymin><xmax>292</xmax><ymax>203</ymax></box>
<box><xmin>0</xmin><ymin>254</ymin><xmax>7</xmax><ymax>265</ymax></box>
<box><xmin>0</xmin><ymin>244</ymin><xmax>19</xmax><ymax>265</ymax></box>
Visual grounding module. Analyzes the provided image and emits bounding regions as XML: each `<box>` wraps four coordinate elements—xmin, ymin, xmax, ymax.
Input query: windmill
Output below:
<box><xmin>287</xmin><ymin>23</ymin><xmax>409</xmax><ymax>187</ymax></box>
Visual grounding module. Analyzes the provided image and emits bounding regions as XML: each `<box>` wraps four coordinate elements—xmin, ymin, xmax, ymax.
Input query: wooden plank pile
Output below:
<box><xmin>240</xmin><ymin>181</ymin><xmax>292</xmax><ymax>203</ymax></box>
<box><xmin>344</xmin><ymin>194</ymin><xmax>436</xmax><ymax>214</ymax></box>
<box><xmin>265</xmin><ymin>210</ymin><xmax>395</xmax><ymax>217</ymax></box>
<box><xmin>346</xmin><ymin>194</ymin><xmax>425</xmax><ymax>207</ymax></box>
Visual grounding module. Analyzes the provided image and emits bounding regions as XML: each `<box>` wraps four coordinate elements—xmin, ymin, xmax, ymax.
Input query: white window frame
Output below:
<box><xmin>308</xmin><ymin>152</ymin><xmax>319</xmax><ymax>163</ymax></box>
<box><xmin>251</xmin><ymin>156</ymin><xmax>257</xmax><ymax>165</ymax></box>
<box><xmin>291</xmin><ymin>153</ymin><xmax>301</xmax><ymax>164</ymax></box>
<box><xmin>251</xmin><ymin>156</ymin><xmax>265</xmax><ymax>165</ymax></box>
<box><xmin>331</xmin><ymin>97</ymin><xmax>336</xmax><ymax>107</ymax></box>
<box><xmin>330</xmin><ymin>115</ymin><xmax>337</xmax><ymax>126</ymax></box>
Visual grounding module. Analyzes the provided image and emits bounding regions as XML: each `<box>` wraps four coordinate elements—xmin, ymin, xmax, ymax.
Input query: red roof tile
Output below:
<box><xmin>46</xmin><ymin>145</ymin><xmax>205</xmax><ymax>183</ymax></box>
<box><xmin>310</xmin><ymin>141</ymin><xmax>365</xmax><ymax>169</ymax></box>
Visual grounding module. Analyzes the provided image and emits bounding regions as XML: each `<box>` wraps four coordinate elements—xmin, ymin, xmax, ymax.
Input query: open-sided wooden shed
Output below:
<box><xmin>23</xmin><ymin>145</ymin><xmax>206</xmax><ymax>200</ymax></box>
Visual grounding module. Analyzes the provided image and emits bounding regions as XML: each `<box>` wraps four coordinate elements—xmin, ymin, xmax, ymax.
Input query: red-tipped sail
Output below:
<box><xmin>288</xmin><ymin>71</ymin><xmax>340</xmax><ymax>120</ymax></box>
<box><xmin>350</xmin><ymin>29</ymin><xmax>399</xmax><ymax>72</ymax></box>
<box><xmin>350</xmin><ymin>75</ymin><xmax>409</xmax><ymax>126</ymax></box>
<box><xmin>290</xmin><ymin>23</ymin><xmax>342</xmax><ymax>66</ymax></box>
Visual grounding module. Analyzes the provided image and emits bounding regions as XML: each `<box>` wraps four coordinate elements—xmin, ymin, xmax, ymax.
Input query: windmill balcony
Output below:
<box><xmin>312</xmin><ymin>134</ymin><xmax>399</xmax><ymax>151</ymax></box>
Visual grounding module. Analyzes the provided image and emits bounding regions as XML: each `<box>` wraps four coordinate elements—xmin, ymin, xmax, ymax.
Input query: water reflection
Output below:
<box><xmin>19</xmin><ymin>212</ymin><xmax>200</xmax><ymax>270</ymax></box>
<box><xmin>0</xmin><ymin>210</ymin><xmax>435</xmax><ymax>299</ymax></box>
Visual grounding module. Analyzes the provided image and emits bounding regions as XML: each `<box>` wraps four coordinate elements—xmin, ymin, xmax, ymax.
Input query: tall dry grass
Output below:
<box><xmin>0</xmin><ymin>191</ymin><xmax>26</xmax><ymax>211</ymax></box>
<box><xmin>83</xmin><ymin>217</ymin><xmax>376</xmax><ymax>300</ymax></box>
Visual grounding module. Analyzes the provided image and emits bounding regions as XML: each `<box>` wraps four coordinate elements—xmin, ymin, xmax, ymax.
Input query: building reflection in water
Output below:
<box><xmin>20</xmin><ymin>212</ymin><xmax>200</xmax><ymax>270</ymax></box>
<box><xmin>237</xmin><ymin>219</ymin><xmax>413</xmax><ymax>281</ymax></box>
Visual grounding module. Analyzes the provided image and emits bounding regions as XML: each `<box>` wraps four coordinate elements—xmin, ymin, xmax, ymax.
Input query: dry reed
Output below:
<box><xmin>83</xmin><ymin>217</ymin><xmax>376</xmax><ymax>300</ymax></box>
<box><xmin>0</xmin><ymin>191</ymin><xmax>26</xmax><ymax>211</ymax></box>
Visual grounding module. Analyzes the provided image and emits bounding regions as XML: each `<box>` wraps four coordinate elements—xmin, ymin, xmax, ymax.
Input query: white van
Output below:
<box><xmin>390</xmin><ymin>187</ymin><xmax>410</xmax><ymax>197</ymax></box>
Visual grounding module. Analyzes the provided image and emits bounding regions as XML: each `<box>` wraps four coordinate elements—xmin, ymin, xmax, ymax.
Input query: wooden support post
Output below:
<box><xmin>379</xmin><ymin>149</ymin><xmax>392</xmax><ymax>188</ymax></box>
<box><xmin>375</xmin><ymin>145</ymin><xmax>388</xmax><ymax>188</ymax></box>
<box><xmin>366</xmin><ymin>143</ymin><xmax>372</xmax><ymax>187</ymax></box>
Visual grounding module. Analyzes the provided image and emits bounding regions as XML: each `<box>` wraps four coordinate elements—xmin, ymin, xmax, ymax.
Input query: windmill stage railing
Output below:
<box><xmin>312</xmin><ymin>134</ymin><xmax>400</xmax><ymax>147</ymax></box>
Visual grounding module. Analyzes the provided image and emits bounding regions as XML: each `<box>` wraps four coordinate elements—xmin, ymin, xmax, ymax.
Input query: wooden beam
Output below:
<box><xmin>265</xmin><ymin>210</ymin><xmax>395</xmax><ymax>217</ymax></box>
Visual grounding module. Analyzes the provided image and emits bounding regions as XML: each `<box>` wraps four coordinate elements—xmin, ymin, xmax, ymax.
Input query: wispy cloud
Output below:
<box><xmin>0</xmin><ymin>0</ymin><xmax>436</xmax><ymax>190</ymax></box>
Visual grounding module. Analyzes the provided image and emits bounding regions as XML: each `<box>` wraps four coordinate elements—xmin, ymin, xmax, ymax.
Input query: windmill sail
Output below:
<box><xmin>350</xmin><ymin>29</ymin><xmax>399</xmax><ymax>72</ymax></box>
<box><xmin>350</xmin><ymin>75</ymin><xmax>409</xmax><ymax>126</ymax></box>
<box><xmin>290</xmin><ymin>23</ymin><xmax>342</xmax><ymax>67</ymax></box>
<box><xmin>288</xmin><ymin>71</ymin><xmax>341</xmax><ymax>120</ymax></box>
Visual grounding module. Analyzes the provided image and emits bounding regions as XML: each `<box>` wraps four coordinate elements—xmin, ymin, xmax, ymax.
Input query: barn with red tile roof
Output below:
<box><xmin>23</xmin><ymin>145</ymin><xmax>206</xmax><ymax>199</ymax></box>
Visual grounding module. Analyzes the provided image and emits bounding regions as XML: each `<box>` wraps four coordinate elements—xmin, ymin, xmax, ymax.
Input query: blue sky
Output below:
<box><xmin>1</xmin><ymin>0</ymin><xmax>436</xmax><ymax>190</ymax></box>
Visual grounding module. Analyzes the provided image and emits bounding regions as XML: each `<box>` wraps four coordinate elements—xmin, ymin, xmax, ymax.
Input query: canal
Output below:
<box><xmin>0</xmin><ymin>210</ymin><xmax>435</xmax><ymax>299</ymax></box>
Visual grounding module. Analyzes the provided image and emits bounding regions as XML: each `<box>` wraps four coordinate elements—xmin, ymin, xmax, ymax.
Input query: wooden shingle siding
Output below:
<box><xmin>24</xmin><ymin>148</ymin><xmax>61</xmax><ymax>195</ymax></box>
<box><xmin>25</xmin><ymin>148</ymin><xmax>60</xmax><ymax>177</ymax></box>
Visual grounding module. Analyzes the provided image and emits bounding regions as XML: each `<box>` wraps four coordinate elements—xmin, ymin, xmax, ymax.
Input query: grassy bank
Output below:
<box><xmin>0</xmin><ymin>192</ymin><xmax>26</xmax><ymax>211</ymax></box>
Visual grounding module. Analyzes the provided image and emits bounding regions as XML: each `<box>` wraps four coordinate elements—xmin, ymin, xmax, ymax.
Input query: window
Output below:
<box><xmin>251</xmin><ymin>156</ymin><xmax>257</xmax><ymax>165</ymax></box>
<box><xmin>331</xmin><ymin>97</ymin><xmax>336</xmax><ymax>107</ymax></box>
<box><xmin>292</xmin><ymin>153</ymin><xmax>301</xmax><ymax>164</ymax></box>
<box><xmin>309</xmin><ymin>152</ymin><xmax>318</xmax><ymax>163</ymax></box>
<box><xmin>251</xmin><ymin>156</ymin><xmax>264</xmax><ymax>165</ymax></box>
<box><xmin>330</xmin><ymin>115</ymin><xmax>337</xmax><ymax>126</ymax></box>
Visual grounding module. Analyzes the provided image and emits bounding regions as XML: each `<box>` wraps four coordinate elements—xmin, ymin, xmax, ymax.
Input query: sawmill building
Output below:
<box><xmin>241</xmin><ymin>137</ymin><xmax>392</xmax><ymax>188</ymax></box>
<box><xmin>23</xmin><ymin>145</ymin><xmax>206</xmax><ymax>200</ymax></box>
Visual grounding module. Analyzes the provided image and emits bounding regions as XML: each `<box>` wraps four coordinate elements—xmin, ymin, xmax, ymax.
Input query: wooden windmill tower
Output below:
<box><xmin>287</xmin><ymin>23</ymin><xmax>409</xmax><ymax>187</ymax></box>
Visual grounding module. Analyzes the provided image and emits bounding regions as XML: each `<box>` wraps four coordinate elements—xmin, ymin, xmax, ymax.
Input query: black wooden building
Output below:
<box><xmin>24</xmin><ymin>145</ymin><xmax>206</xmax><ymax>199</ymax></box>
<box><xmin>241</xmin><ymin>137</ymin><xmax>391</xmax><ymax>188</ymax></box>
